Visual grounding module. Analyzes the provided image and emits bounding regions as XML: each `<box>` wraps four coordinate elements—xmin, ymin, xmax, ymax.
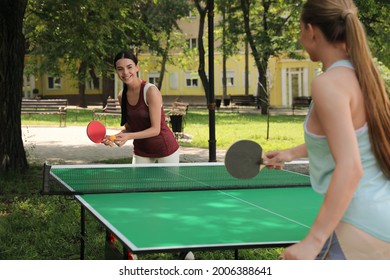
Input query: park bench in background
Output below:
<box><xmin>93</xmin><ymin>98</ymin><xmax>121</xmax><ymax>124</ymax></box>
<box><xmin>93</xmin><ymin>99</ymin><xmax>190</xmax><ymax>137</ymax></box>
<box><xmin>292</xmin><ymin>96</ymin><xmax>312</xmax><ymax>115</ymax></box>
<box><xmin>229</xmin><ymin>95</ymin><xmax>260</xmax><ymax>111</ymax></box>
<box><xmin>22</xmin><ymin>98</ymin><xmax>68</xmax><ymax>127</ymax></box>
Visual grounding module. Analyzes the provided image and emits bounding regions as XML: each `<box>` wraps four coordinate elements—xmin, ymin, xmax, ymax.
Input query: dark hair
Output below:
<box><xmin>301</xmin><ymin>0</ymin><xmax>390</xmax><ymax>177</ymax></box>
<box><xmin>114</xmin><ymin>50</ymin><xmax>140</xmax><ymax>126</ymax></box>
<box><xmin>113</xmin><ymin>50</ymin><xmax>138</xmax><ymax>68</ymax></box>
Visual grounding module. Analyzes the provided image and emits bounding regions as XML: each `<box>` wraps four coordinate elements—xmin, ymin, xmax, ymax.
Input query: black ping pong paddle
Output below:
<box><xmin>224</xmin><ymin>140</ymin><xmax>264</xmax><ymax>179</ymax></box>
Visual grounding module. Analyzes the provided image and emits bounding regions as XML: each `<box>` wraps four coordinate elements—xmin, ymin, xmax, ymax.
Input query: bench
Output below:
<box><xmin>229</xmin><ymin>95</ymin><xmax>260</xmax><ymax>109</ymax></box>
<box><xmin>292</xmin><ymin>96</ymin><xmax>312</xmax><ymax>115</ymax></box>
<box><xmin>93</xmin><ymin>99</ymin><xmax>190</xmax><ymax>134</ymax></box>
<box><xmin>166</xmin><ymin>101</ymin><xmax>189</xmax><ymax>117</ymax></box>
<box><xmin>21</xmin><ymin>98</ymin><xmax>67</xmax><ymax>127</ymax></box>
<box><xmin>93</xmin><ymin>98</ymin><xmax>121</xmax><ymax>124</ymax></box>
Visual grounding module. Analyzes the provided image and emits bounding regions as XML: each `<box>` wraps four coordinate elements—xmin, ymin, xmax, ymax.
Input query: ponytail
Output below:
<box><xmin>345</xmin><ymin>11</ymin><xmax>390</xmax><ymax>178</ymax></box>
<box><xmin>302</xmin><ymin>0</ymin><xmax>390</xmax><ymax>177</ymax></box>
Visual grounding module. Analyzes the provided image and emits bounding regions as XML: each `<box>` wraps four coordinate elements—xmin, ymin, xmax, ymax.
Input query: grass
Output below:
<box><xmin>0</xmin><ymin>108</ymin><xmax>307</xmax><ymax>260</ymax></box>
<box><xmin>21</xmin><ymin>107</ymin><xmax>305</xmax><ymax>150</ymax></box>
<box><xmin>184</xmin><ymin>110</ymin><xmax>304</xmax><ymax>151</ymax></box>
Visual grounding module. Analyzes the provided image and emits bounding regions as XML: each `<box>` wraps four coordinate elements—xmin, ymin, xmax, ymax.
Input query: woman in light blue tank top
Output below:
<box><xmin>264</xmin><ymin>0</ymin><xmax>390</xmax><ymax>260</ymax></box>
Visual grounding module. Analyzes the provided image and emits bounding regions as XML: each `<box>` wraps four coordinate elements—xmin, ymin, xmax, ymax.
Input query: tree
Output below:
<box><xmin>194</xmin><ymin>0</ymin><xmax>210</xmax><ymax>100</ymax></box>
<box><xmin>215</xmin><ymin>0</ymin><xmax>244</xmax><ymax>100</ymax></box>
<box><xmin>25</xmin><ymin>0</ymin><xmax>149</xmax><ymax>107</ymax></box>
<box><xmin>211</xmin><ymin>0</ymin><xmax>388</xmax><ymax>117</ymax></box>
<box><xmin>139</xmin><ymin>0</ymin><xmax>191</xmax><ymax>90</ymax></box>
<box><xmin>0</xmin><ymin>0</ymin><xmax>28</xmax><ymax>175</ymax></box>
<box><xmin>239</xmin><ymin>0</ymin><xmax>303</xmax><ymax>114</ymax></box>
<box><xmin>25</xmin><ymin>0</ymin><xmax>193</xmax><ymax>107</ymax></box>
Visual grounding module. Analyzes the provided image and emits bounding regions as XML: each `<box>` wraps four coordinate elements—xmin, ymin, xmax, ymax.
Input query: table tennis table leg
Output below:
<box><xmin>235</xmin><ymin>249</ymin><xmax>239</xmax><ymax>260</ymax></box>
<box><xmin>80</xmin><ymin>205</ymin><xmax>85</xmax><ymax>260</ymax></box>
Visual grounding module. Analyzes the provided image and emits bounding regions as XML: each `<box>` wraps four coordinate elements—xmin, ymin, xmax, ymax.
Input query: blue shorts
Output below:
<box><xmin>316</xmin><ymin>232</ymin><xmax>346</xmax><ymax>260</ymax></box>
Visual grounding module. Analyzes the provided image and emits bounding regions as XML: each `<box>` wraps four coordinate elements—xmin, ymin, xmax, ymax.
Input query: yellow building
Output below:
<box><xmin>23</xmin><ymin>11</ymin><xmax>321</xmax><ymax>108</ymax></box>
<box><xmin>267</xmin><ymin>56</ymin><xmax>321</xmax><ymax>108</ymax></box>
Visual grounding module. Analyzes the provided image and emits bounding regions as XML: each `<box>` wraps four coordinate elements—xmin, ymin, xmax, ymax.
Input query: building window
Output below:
<box><xmin>148</xmin><ymin>73</ymin><xmax>160</xmax><ymax>86</ymax></box>
<box><xmin>185</xmin><ymin>73</ymin><xmax>199</xmax><ymax>87</ymax></box>
<box><xmin>47</xmin><ymin>76</ymin><xmax>62</xmax><ymax>90</ymax></box>
<box><xmin>222</xmin><ymin>70</ymin><xmax>235</xmax><ymax>87</ymax></box>
<box><xmin>170</xmin><ymin>73</ymin><xmax>178</xmax><ymax>89</ymax></box>
<box><xmin>187</xmin><ymin>38</ymin><xmax>197</xmax><ymax>49</ymax></box>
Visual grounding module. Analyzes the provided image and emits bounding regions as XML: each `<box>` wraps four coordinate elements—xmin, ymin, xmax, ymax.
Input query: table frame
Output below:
<box><xmin>43</xmin><ymin>162</ymin><xmax>319</xmax><ymax>260</ymax></box>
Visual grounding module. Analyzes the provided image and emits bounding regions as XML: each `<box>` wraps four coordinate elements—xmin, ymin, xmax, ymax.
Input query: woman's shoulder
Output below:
<box><xmin>144</xmin><ymin>82</ymin><xmax>160</xmax><ymax>95</ymax></box>
<box><xmin>313</xmin><ymin>68</ymin><xmax>353</xmax><ymax>94</ymax></box>
<box><xmin>311</xmin><ymin>77</ymin><xmax>351</xmax><ymax>111</ymax></box>
<box><xmin>143</xmin><ymin>82</ymin><xmax>161</xmax><ymax>106</ymax></box>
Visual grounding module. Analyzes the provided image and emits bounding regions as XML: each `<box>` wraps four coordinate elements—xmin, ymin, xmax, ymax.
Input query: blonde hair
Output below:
<box><xmin>301</xmin><ymin>0</ymin><xmax>390</xmax><ymax>177</ymax></box>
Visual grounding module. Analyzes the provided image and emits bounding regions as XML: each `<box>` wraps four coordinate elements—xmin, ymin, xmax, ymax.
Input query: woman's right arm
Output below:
<box><xmin>263</xmin><ymin>144</ymin><xmax>307</xmax><ymax>167</ymax></box>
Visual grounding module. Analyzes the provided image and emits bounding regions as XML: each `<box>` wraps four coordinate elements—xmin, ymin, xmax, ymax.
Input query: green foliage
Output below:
<box><xmin>26</xmin><ymin>0</ymin><xmax>120</xmax><ymax>75</ymax></box>
<box><xmin>375</xmin><ymin>59</ymin><xmax>390</xmax><ymax>94</ymax></box>
<box><xmin>24</xmin><ymin>0</ymin><xmax>192</xmax><ymax>83</ymax></box>
<box><xmin>141</xmin><ymin>0</ymin><xmax>191</xmax><ymax>52</ymax></box>
<box><xmin>355</xmin><ymin>0</ymin><xmax>390</xmax><ymax>68</ymax></box>
<box><xmin>0</xmin><ymin>196</ymin><xmax>79</xmax><ymax>259</ymax></box>
<box><xmin>215</xmin><ymin>0</ymin><xmax>245</xmax><ymax>57</ymax></box>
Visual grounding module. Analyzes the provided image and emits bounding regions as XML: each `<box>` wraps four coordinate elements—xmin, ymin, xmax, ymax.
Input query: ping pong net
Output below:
<box><xmin>42</xmin><ymin>162</ymin><xmax>311</xmax><ymax>195</ymax></box>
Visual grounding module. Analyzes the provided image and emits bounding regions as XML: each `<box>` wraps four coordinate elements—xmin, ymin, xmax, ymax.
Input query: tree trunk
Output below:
<box><xmin>0</xmin><ymin>0</ymin><xmax>28</xmax><ymax>175</ymax></box>
<box><xmin>240</xmin><ymin>0</ymin><xmax>269</xmax><ymax>115</ymax></box>
<box><xmin>158</xmin><ymin>32</ymin><xmax>171</xmax><ymax>91</ymax></box>
<box><xmin>194</xmin><ymin>0</ymin><xmax>209</xmax><ymax>101</ymax></box>
<box><xmin>102</xmin><ymin>73</ymin><xmax>114</xmax><ymax>108</ymax></box>
<box><xmin>257</xmin><ymin>70</ymin><xmax>269</xmax><ymax>114</ymax></box>
<box><xmin>77</xmin><ymin>60</ymin><xmax>88</xmax><ymax>108</ymax></box>
<box><xmin>158</xmin><ymin>50</ymin><xmax>168</xmax><ymax>91</ymax></box>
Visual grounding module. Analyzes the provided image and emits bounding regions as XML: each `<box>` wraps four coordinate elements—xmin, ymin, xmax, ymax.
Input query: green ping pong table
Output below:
<box><xmin>43</xmin><ymin>162</ymin><xmax>322</xmax><ymax>260</ymax></box>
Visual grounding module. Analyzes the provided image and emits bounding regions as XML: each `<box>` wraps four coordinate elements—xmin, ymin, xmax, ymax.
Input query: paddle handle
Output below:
<box><xmin>261</xmin><ymin>158</ymin><xmax>285</xmax><ymax>170</ymax></box>
<box><xmin>105</xmin><ymin>135</ymin><xmax>117</xmax><ymax>147</ymax></box>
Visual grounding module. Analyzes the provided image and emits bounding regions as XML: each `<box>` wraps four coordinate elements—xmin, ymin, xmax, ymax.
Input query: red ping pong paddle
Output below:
<box><xmin>86</xmin><ymin>120</ymin><xmax>116</xmax><ymax>144</ymax></box>
<box><xmin>225</xmin><ymin>140</ymin><xmax>264</xmax><ymax>179</ymax></box>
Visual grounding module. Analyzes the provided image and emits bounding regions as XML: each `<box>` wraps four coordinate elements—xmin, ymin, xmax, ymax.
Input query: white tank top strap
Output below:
<box><xmin>143</xmin><ymin>82</ymin><xmax>157</xmax><ymax>107</ymax></box>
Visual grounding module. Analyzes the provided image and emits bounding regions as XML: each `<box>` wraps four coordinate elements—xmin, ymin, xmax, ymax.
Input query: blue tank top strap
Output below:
<box><xmin>326</xmin><ymin>60</ymin><xmax>354</xmax><ymax>71</ymax></box>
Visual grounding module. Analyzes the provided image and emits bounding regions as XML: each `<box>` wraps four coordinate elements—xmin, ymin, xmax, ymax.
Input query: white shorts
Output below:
<box><xmin>132</xmin><ymin>149</ymin><xmax>180</xmax><ymax>164</ymax></box>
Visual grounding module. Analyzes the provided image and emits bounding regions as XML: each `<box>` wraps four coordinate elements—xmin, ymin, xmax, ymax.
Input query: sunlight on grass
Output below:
<box><xmin>183</xmin><ymin>110</ymin><xmax>305</xmax><ymax>151</ymax></box>
<box><xmin>21</xmin><ymin>108</ymin><xmax>306</xmax><ymax>152</ymax></box>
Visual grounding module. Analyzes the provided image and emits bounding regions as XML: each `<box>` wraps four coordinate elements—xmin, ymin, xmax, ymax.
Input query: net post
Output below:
<box><xmin>80</xmin><ymin>205</ymin><xmax>85</xmax><ymax>260</ymax></box>
<box><xmin>42</xmin><ymin>161</ymin><xmax>52</xmax><ymax>194</ymax></box>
